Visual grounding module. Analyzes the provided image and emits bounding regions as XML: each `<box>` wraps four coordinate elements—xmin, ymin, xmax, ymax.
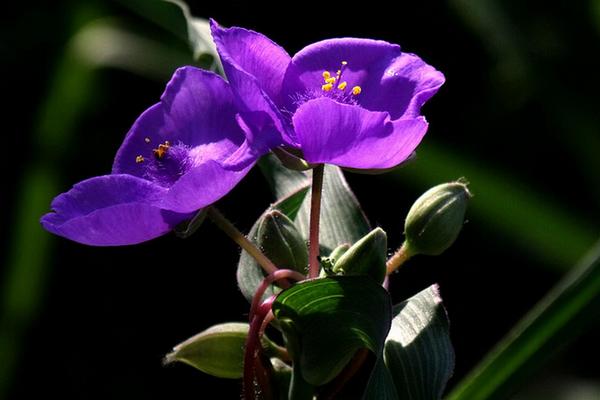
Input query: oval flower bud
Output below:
<box><xmin>319</xmin><ymin>243</ymin><xmax>351</xmax><ymax>277</ymax></box>
<box><xmin>257</xmin><ymin>210</ymin><xmax>308</xmax><ymax>274</ymax></box>
<box><xmin>333</xmin><ymin>228</ymin><xmax>387</xmax><ymax>283</ymax></box>
<box><xmin>404</xmin><ymin>181</ymin><xmax>471</xmax><ymax>256</ymax></box>
<box><xmin>164</xmin><ymin>322</ymin><xmax>249</xmax><ymax>379</ymax></box>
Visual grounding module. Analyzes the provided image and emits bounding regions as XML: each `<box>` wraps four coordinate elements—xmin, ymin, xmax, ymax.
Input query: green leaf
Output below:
<box><xmin>447</xmin><ymin>239</ymin><xmax>600</xmax><ymax>400</ymax></box>
<box><xmin>71</xmin><ymin>20</ymin><xmax>192</xmax><ymax>81</ymax></box>
<box><xmin>258</xmin><ymin>153</ymin><xmax>311</xmax><ymax>199</ymax></box>
<box><xmin>259</xmin><ymin>154</ymin><xmax>371</xmax><ymax>253</ymax></box>
<box><xmin>272</xmin><ymin>276</ymin><xmax>392</xmax><ymax>386</ymax></box>
<box><xmin>363</xmin><ymin>358</ymin><xmax>400</xmax><ymax>400</ymax></box>
<box><xmin>164</xmin><ymin>322</ymin><xmax>248</xmax><ymax>379</ymax></box>
<box><xmin>385</xmin><ymin>285</ymin><xmax>454</xmax><ymax>400</ymax></box>
<box><xmin>162</xmin><ymin>0</ymin><xmax>221</xmax><ymax>68</ymax></box>
<box><xmin>122</xmin><ymin>0</ymin><xmax>221</xmax><ymax>70</ymax></box>
<box><xmin>237</xmin><ymin>186</ymin><xmax>310</xmax><ymax>302</ymax></box>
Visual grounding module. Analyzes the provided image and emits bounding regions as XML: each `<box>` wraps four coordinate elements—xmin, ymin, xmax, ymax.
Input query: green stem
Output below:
<box><xmin>207</xmin><ymin>207</ymin><xmax>278</xmax><ymax>275</ymax></box>
<box><xmin>308</xmin><ymin>165</ymin><xmax>325</xmax><ymax>278</ymax></box>
<box><xmin>386</xmin><ymin>242</ymin><xmax>413</xmax><ymax>275</ymax></box>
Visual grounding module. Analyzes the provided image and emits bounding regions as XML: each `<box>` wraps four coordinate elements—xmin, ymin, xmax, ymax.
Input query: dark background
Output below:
<box><xmin>1</xmin><ymin>0</ymin><xmax>599</xmax><ymax>399</ymax></box>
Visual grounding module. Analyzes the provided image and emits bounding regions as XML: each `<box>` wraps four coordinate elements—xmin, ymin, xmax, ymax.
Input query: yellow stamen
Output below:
<box><xmin>336</xmin><ymin>69</ymin><xmax>341</xmax><ymax>75</ymax></box>
<box><xmin>135</xmin><ymin>155</ymin><xmax>145</xmax><ymax>163</ymax></box>
<box><xmin>322</xmin><ymin>83</ymin><xmax>333</xmax><ymax>91</ymax></box>
<box><xmin>152</xmin><ymin>141</ymin><xmax>171</xmax><ymax>159</ymax></box>
<box><xmin>322</xmin><ymin>71</ymin><xmax>331</xmax><ymax>80</ymax></box>
<box><xmin>325</xmin><ymin>77</ymin><xmax>337</xmax><ymax>84</ymax></box>
<box><xmin>341</xmin><ymin>61</ymin><xmax>348</xmax><ymax>65</ymax></box>
<box><xmin>352</xmin><ymin>86</ymin><xmax>362</xmax><ymax>95</ymax></box>
<box><xmin>337</xmin><ymin>81</ymin><xmax>348</xmax><ymax>90</ymax></box>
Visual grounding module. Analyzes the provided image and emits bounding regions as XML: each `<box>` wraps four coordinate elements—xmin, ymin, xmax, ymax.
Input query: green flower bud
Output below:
<box><xmin>164</xmin><ymin>322</ymin><xmax>248</xmax><ymax>379</ymax></box>
<box><xmin>319</xmin><ymin>243</ymin><xmax>351</xmax><ymax>277</ymax></box>
<box><xmin>404</xmin><ymin>181</ymin><xmax>471</xmax><ymax>256</ymax></box>
<box><xmin>257</xmin><ymin>210</ymin><xmax>308</xmax><ymax>274</ymax></box>
<box><xmin>332</xmin><ymin>228</ymin><xmax>387</xmax><ymax>283</ymax></box>
<box><xmin>328</xmin><ymin>243</ymin><xmax>351</xmax><ymax>262</ymax></box>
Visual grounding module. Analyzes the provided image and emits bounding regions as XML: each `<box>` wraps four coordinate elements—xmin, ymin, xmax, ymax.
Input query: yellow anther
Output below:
<box><xmin>336</xmin><ymin>69</ymin><xmax>341</xmax><ymax>75</ymax></box>
<box><xmin>322</xmin><ymin>71</ymin><xmax>331</xmax><ymax>80</ymax></box>
<box><xmin>144</xmin><ymin>137</ymin><xmax>151</xmax><ymax>143</ymax></box>
<box><xmin>337</xmin><ymin>81</ymin><xmax>348</xmax><ymax>90</ymax></box>
<box><xmin>322</xmin><ymin>83</ymin><xmax>334</xmax><ymax>91</ymax></box>
<box><xmin>325</xmin><ymin>77</ymin><xmax>337</xmax><ymax>84</ymax></box>
<box><xmin>341</xmin><ymin>61</ymin><xmax>348</xmax><ymax>65</ymax></box>
<box><xmin>153</xmin><ymin>141</ymin><xmax>171</xmax><ymax>159</ymax></box>
<box><xmin>352</xmin><ymin>86</ymin><xmax>362</xmax><ymax>95</ymax></box>
<box><xmin>135</xmin><ymin>155</ymin><xmax>145</xmax><ymax>163</ymax></box>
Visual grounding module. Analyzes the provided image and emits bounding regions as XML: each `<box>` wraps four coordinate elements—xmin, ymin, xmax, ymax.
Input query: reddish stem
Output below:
<box><xmin>243</xmin><ymin>269</ymin><xmax>304</xmax><ymax>399</ymax></box>
<box><xmin>244</xmin><ymin>297</ymin><xmax>275</xmax><ymax>400</ymax></box>
<box><xmin>308</xmin><ymin>164</ymin><xmax>325</xmax><ymax>278</ymax></box>
<box><xmin>249</xmin><ymin>269</ymin><xmax>305</xmax><ymax>322</ymax></box>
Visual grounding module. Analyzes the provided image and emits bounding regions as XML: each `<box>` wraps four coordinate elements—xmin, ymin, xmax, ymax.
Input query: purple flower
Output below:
<box><xmin>41</xmin><ymin>67</ymin><xmax>258</xmax><ymax>246</ymax></box>
<box><xmin>210</xmin><ymin>21</ymin><xmax>445</xmax><ymax>170</ymax></box>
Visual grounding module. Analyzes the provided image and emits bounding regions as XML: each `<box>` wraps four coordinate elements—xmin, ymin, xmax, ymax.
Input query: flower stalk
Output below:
<box><xmin>249</xmin><ymin>269</ymin><xmax>306</xmax><ymax>322</ymax></box>
<box><xmin>244</xmin><ymin>296</ymin><xmax>276</xmax><ymax>400</ymax></box>
<box><xmin>207</xmin><ymin>207</ymin><xmax>278</xmax><ymax>275</ymax></box>
<box><xmin>386</xmin><ymin>242</ymin><xmax>413</xmax><ymax>275</ymax></box>
<box><xmin>308</xmin><ymin>164</ymin><xmax>325</xmax><ymax>278</ymax></box>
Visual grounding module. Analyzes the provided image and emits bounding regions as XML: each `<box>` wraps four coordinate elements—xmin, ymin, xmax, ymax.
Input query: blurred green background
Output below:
<box><xmin>1</xmin><ymin>0</ymin><xmax>598</xmax><ymax>399</ymax></box>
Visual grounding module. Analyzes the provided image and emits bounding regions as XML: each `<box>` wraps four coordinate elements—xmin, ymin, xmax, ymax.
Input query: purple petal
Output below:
<box><xmin>210</xmin><ymin>20</ymin><xmax>295</xmax><ymax>147</ymax></box>
<box><xmin>286</xmin><ymin>38</ymin><xmax>444</xmax><ymax>119</ymax></box>
<box><xmin>112</xmin><ymin>67</ymin><xmax>245</xmax><ymax>177</ymax></box>
<box><xmin>41</xmin><ymin>175</ymin><xmax>188</xmax><ymax>246</ymax></box>
<box><xmin>209</xmin><ymin>20</ymin><xmax>291</xmax><ymax>105</ymax></box>
<box><xmin>159</xmin><ymin>160</ymin><xmax>255</xmax><ymax>213</ymax></box>
<box><xmin>293</xmin><ymin>98</ymin><xmax>428</xmax><ymax>169</ymax></box>
<box><xmin>360</xmin><ymin>52</ymin><xmax>445</xmax><ymax>119</ymax></box>
<box><xmin>222</xmin><ymin>111</ymin><xmax>284</xmax><ymax>169</ymax></box>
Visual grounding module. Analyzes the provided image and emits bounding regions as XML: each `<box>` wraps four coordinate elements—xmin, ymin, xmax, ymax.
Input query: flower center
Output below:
<box><xmin>134</xmin><ymin>138</ymin><xmax>193</xmax><ymax>187</ymax></box>
<box><xmin>288</xmin><ymin>61</ymin><xmax>363</xmax><ymax>113</ymax></box>
<box><xmin>320</xmin><ymin>61</ymin><xmax>362</xmax><ymax>96</ymax></box>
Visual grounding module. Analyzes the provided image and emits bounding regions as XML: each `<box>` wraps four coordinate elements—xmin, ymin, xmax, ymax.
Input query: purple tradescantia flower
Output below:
<box><xmin>41</xmin><ymin>67</ymin><xmax>259</xmax><ymax>246</ymax></box>
<box><xmin>210</xmin><ymin>20</ymin><xmax>445</xmax><ymax>170</ymax></box>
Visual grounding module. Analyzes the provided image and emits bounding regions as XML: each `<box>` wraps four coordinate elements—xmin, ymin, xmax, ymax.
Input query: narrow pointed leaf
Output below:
<box><xmin>447</xmin><ymin>239</ymin><xmax>600</xmax><ymax>400</ymax></box>
<box><xmin>385</xmin><ymin>284</ymin><xmax>454</xmax><ymax>400</ymax></box>
<box><xmin>163</xmin><ymin>0</ymin><xmax>221</xmax><ymax>67</ymax></box>
<box><xmin>272</xmin><ymin>276</ymin><xmax>392</xmax><ymax>386</ymax></box>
